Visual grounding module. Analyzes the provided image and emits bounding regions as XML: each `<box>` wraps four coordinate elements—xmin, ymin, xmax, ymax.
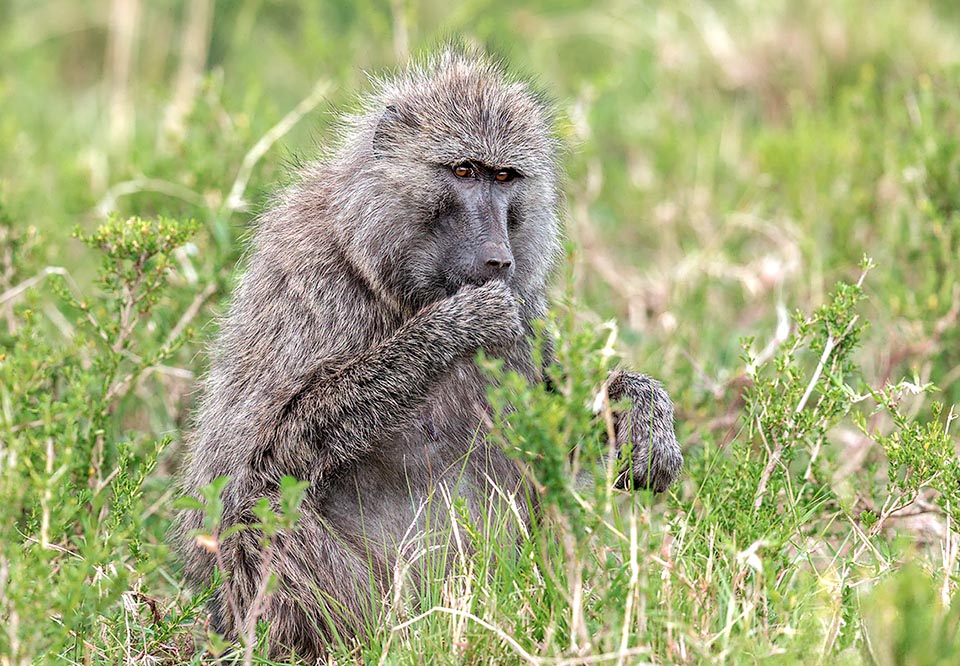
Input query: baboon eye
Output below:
<box><xmin>453</xmin><ymin>163</ymin><xmax>474</xmax><ymax>179</ymax></box>
<box><xmin>494</xmin><ymin>168</ymin><xmax>517</xmax><ymax>183</ymax></box>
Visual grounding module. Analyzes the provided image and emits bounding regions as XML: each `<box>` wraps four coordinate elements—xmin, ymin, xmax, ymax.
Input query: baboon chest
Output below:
<box><xmin>320</xmin><ymin>361</ymin><xmax>525</xmax><ymax>551</ymax></box>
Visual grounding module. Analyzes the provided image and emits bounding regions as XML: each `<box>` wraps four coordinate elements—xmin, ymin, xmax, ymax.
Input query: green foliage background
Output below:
<box><xmin>1</xmin><ymin>0</ymin><xmax>959</xmax><ymax>663</ymax></box>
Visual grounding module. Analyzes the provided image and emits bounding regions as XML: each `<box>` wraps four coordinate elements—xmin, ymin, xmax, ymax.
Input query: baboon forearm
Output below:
<box><xmin>272</xmin><ymin>299</ymin><xmax>479</xmax><ymax>478</ymax></box>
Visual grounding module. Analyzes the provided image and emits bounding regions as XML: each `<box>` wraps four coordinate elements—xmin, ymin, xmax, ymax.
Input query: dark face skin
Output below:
<box><xmin>370</xmin><ymin>151</ymin><xmax>534</xmax><ymax>314</ymax></box>
<box><xmin>365</xmin><ymin>97</ymin><xmax>551</xmax><ymax>314</ymax></box>
<box><xmin>435</xmin><ymin>161</ymin><xmax>522</xmax><ymax>295</ymax></box>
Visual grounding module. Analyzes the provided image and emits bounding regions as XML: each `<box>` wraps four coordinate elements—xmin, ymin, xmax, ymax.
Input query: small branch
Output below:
<box><xmin>40</xmin><ymin>437</ymin><xmax>54</xmax><ymax>548</ymax></box>
<box><xmin>101</xmin><ymin>280</ymin><xmax>212</xmax><ymax>406</ymax></box>
<box><xmin>164</xmin><ymin>280</ymin><xmax>218</xmax><ymax>348</ymax></box>
<box><xmin>110</xmin><ymin>252</ymin><xmax>149</xmax><ymax>355</ymax></box>
<box><xmin>0</xmin><ymin>266</ymin><xmax>69</xmax><ymax>305</ymax></box>
<box><xmin>242</xmin><ymin>545</ymin><xmax>278</xmax><ymax>666</ymax></box>
<box><xmin>160</xmin><ymin>0</ymin><xmax>214</xmax><ymax>144</ymax></box>
<box><xmin>796</xmin><ymin>318</ymin><xmax>854</xmax><ymax>417</ymax></box>
<box><xmin>223</xmin><ymin>78</ymin><xmax>334</xmax><ymax>213</ymax></box>
<box><xmin>392</xmin><ymin>606</ymin><xmax>541</xmax><ymax>665</ymax></box>
<box><xmin>560</xmin><ymin>513</ymin><xmax>589</xmax><ymax>654</ymax></box>
<box><xmin>752</xmin><ymin>418</ymin><xmax>782</xmax><ymax>513</ymax></box>
<box><xmin>745</xmin><ymin>301</ymin><xmax>791</xmax><ymax>377</ymax></box>
<box><xmin>105</xmin><ymin>0</ymin><xmax>140</xmax><ymax>149</ymax></box>
<box><xmin>753</xmin><ymin>312</ymin><xmax>860</xmax><ymax>512</ymax></box>
<box><xmin>389</xmin><ymin>0</ymin><xmax>409</xmax><ymax>62</ymax></box>
<box><xmin>1</xmin><ymin>266</ymin><xmax>104</xmax><ymax>340</ymax></box>
<box><xmin>95</xmin><ymin>177</ymin><xmax>206</xmax><ymax>217</ymax></box>
<box><xmin>615</xmin><ymin>508</ymin><xmax>640</xmax><ymax>666</ymax></box>
<box><xmin>211</xmin><ymin>530</ymin><xmax>245</xmax><ymax>644</ymax></box>
<box><xmin>20</xmin><ymin>534</ymin><xmax>80</xmax><ymax>558</ymax></box>
<box><xmin>850</xmin><ymin>492</ymin><xmax>920</xmax><ymax>563</ymax></box>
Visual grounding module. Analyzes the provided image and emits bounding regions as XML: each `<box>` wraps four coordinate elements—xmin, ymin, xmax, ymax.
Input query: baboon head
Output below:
<box><xmin>331</xmin><ymin>50</ymin><xmax>562</xmax><ymax>314</ymax></box>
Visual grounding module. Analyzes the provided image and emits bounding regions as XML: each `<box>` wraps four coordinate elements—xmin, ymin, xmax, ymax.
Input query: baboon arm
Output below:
<box><xmin>602</xmin><ymin>370</ymin><xmax>683</xmax><ymax>492</ymax></box>
<box><xmin>267</xmin><ymin>314</ymin><xmax>454</xmax><ymax>478</ymax></box>
<box><xmin>535</xmin><ymin>333</ymin><xmax>682</xmax><ymax>492</ymax></box>
<box><xmin>261</xmin><ymin>283</ymin><xmax>515</xmax><ymax>482</ymax></box>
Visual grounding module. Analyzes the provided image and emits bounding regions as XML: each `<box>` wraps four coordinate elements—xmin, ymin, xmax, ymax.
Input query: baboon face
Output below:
<box><xmin>433</xmin><ymin>159</ymin><xmax>522</xmax><ymax>292</ymax></box>
<box><xmin>341</xmin><ymin>54</ymin><xmax>561</xmax><ymax>313</ymax></box>
<box><xmin>378</xmin><ymin>148</ymin><xmax>548</xmax><ymax>311</ymax></box>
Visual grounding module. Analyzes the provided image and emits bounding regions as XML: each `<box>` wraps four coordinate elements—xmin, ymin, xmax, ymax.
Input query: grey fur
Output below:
<box><xmin>606</xmin><ymin>371</ymin><xmax>683</xmax><ymax>493</ymax></box>
<box><xmin>178</xmin><ymin>49</ymin><xmax>682</xmax><ymax>660</ymax></box>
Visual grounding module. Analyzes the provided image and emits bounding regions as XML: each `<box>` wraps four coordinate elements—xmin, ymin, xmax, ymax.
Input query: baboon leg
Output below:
<box><xmin>215</xmin><ymin>514</ymin><xmax>385</xmax><ymax>660</ymax></box>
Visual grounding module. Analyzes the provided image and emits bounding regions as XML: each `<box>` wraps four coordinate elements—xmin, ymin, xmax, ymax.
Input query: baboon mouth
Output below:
<box><xmin>444</xmin><ymin>276</ymin><xmax>478</xmax><ymax>295</ymax></box>
<box><xmin>445</xmin><ymin>276</ymin><xmax>495</xmax><ymax>296</ymax></box>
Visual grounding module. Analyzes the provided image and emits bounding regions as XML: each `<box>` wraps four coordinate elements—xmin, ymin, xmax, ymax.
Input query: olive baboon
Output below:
<box><xmin>178</xmin><ymin>50</ymin><xmax>682</xmax><ymax>659</ymax></box>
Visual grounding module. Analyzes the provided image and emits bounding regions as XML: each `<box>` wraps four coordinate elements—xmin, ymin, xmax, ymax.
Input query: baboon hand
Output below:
<box><xmin>446</xmin><ymin>280</ymin><xmax>524</xmax><ymax>353</ymax></box>
<box><xmin>602</xmin><ymin>370</ymin><xmax>683</xmax><ymax>493</ymax></box>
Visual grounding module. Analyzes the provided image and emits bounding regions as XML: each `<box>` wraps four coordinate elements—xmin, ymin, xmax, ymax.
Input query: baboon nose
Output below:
<box><xmin>486</xmin><ymin>256</ymin><xmax>513</xmax><ymax>269</ymax></box>
<box><xmin>480</xmin><ymin>242</ymin><xmax>514</xmax><ymax>280</ymax></box>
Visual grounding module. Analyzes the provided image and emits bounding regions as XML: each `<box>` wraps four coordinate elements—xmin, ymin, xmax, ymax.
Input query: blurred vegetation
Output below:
<box><xmin>1</xmin><ymin>0</ymin><xmax>959</xmax><ymax>663</ymax></box>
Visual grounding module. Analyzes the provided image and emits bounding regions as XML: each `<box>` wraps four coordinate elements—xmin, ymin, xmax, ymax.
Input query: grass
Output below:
<box><xmin>2</xmin><ymin>0</ymin><xmax>960</xmax><ymax>663</ymax></box>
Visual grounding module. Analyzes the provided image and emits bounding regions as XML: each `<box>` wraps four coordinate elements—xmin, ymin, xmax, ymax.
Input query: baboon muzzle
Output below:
<box><xmin>477</xmin><ymin>240</ymin><xmax>513</xmax><ymax>282</ymax></box>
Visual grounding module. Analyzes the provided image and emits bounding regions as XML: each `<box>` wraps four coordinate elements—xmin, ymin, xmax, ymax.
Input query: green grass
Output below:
<box><xmin>2</xmin><ymin>0</ymin><xmax>960</xmax><ymax>663</ymax></box>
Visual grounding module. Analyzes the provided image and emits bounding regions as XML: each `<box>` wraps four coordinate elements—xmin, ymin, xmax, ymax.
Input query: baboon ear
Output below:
<box><xmin>372</xmin><ymin>104</ymin><xmax>418</xmax><ymax>159</ymax></box>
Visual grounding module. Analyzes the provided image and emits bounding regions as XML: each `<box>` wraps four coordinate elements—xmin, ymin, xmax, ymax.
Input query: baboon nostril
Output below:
<box><xmin>481</xmin><ymin>242</ymin><xmax>513</xmax><ymax>274</ymax></box>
